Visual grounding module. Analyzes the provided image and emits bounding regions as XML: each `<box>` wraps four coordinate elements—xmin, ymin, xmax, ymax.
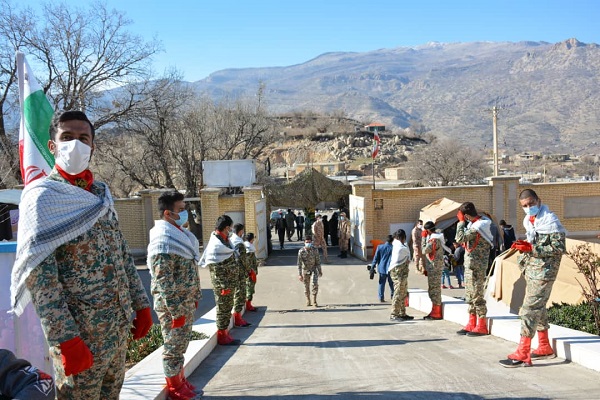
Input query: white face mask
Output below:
<box><xmin>55</xmin><ymin>140</ymin><xmax>91</xmax><ymax>175</ymax></box>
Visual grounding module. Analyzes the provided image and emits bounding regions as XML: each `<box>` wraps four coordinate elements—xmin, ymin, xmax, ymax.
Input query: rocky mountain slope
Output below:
<box><xmin>192</xmin><ymin>38</ymin><xmax>600</xmax><ymax>154</ymax></box>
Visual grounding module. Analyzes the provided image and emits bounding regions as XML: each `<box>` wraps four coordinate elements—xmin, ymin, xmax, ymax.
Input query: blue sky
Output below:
<box><xmin>32</xmin><ymin>0</ymin><xmax>600</xmax><ymax>81</ymax></box>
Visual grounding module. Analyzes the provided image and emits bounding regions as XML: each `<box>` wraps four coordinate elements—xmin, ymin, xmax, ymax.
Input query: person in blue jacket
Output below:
<box><xmin>371</xmin><ymin>235</ymin><xmax>394</xmax><ymax>302</ymax></box>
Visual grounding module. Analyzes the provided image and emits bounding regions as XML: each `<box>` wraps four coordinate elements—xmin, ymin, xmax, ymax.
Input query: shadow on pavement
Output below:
<box><xmin>197</xmin><ymin>391</ymin><xmax>548</xmax><ymax>400</ymax></box>
<box><xmin>242</xmin><ymin>338</ymin><xmax>446</xmax><ymax>348</ymax></box>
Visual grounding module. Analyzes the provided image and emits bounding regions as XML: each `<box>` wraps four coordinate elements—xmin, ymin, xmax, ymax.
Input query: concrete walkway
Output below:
<box><xmin>181</xmin><ymin>243</ymin><xmax>600</xmax><ymax>399</ymax></box>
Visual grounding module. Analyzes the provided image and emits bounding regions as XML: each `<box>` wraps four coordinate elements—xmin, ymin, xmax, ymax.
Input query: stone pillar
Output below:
<box><xmin>489</xmin><ymin>176</ymin><xmax>521</xmax><ymax>227</ymax></box>
<box><xmin>200</xmin><ymin>188</ymin><xmax>221</xmax><ymax>245</ymax></box>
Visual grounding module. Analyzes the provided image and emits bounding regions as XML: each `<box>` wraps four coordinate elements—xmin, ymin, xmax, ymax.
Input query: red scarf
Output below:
<box><xmin>529</xmin><ymin>216</ymin><xmax>536</xmax><ymax>225</ymax></box>
<box><xmin>216</xmin><ymin>229</ymin><xmax>228</xmax><ymax>242</ymax></box>
<box><xmin>465</xmin><ymin>216</ymin><xmax>481</xmax><ymax>253</ymax></box>
<box><xmin>426</xmin><ymin>236</ymin><xmax>437</xmax><ymax>261</ymax></box>
<box><xmin>55</xmin><ymin>165</ymin><xmax>94</xmax><ymax>191</ymax></box>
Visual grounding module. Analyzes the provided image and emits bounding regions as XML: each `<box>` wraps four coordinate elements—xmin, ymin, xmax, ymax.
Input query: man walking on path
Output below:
<box><xmin>499</xmin><ymin>189</ymin><xmax>566</xmax><ymax>367</ymax></box>
<box><xmin>371</xmin><ymin>235</ymin><xmax>394</xmax><ymax>302</ymax></box>
<box><xmin>11</xmin><ymin>111</ymin><xmax>152</xmax><ymax>399</ymax></box>
<box><xmin>454</xmin><ymin>202</ymin><xmax>493</xmax><ymax>337</ymax></box>
<box><xmin>285</xmin><ymin>209</ymin><xmax>296</xmax><ymax>241</ymax></box>
<box><xmin>147</xmin><ymin>191</ymin><xmax>202</xmax><ymax>399</ymax></box>
<box><xmin>312</xmin><ymin>214</ymin><xmax>329</xmax><ymax>263</ymax></box>
<box><xmin>297</xmin><ymin>235</ymin><xmax>323</xmax><ymax>307</ymax></box>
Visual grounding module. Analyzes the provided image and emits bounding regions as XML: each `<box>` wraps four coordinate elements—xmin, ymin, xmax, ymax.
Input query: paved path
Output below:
<box><xmin>187</xmin><ymin>242</ymin><xmax>600</xmax><ymax>399</ymax></box>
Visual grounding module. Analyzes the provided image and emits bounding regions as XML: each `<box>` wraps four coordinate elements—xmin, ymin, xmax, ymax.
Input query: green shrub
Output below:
<box><xmin>547</xmin><ymin>302</ymin><xmax>599</xmax><ymax>335</ymax></box>
<box><xmin>126</xmin><ymin>325</ymin><xmax>209</xmax><ymax>368</ymax></box>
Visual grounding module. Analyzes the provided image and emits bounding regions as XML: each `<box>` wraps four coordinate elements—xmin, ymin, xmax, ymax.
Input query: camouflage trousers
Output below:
<box><xmin>302</xmin><ymin>269</ymin><xmax>319</xmax><ymax>296</ymax></box>
<box><xmin>390</xmin><ymin>263</ymin><xmax>409</xmax><ymax>317</ymax></box>
<box><xmin>51</xmin><ymin>300</ymin><xmax>129</xmax><ymax>400</ymax></box>
<box><xmin>234</xmin><ymin>267</ymin><xmax>247</xmax><ymax>313</ymax></box>
<box><xmin>339</xmin><ymin>237</ymin><xmax>350</xmax><ymax>252</ymax></box>
<box><xmin>413</xmin><ymin>248</ymin><xmax>426</xmax><ymax>273</ymax></box>
<box><xmin>464</xmin><ymin>256</ymin><xmax>488</xmax><ymax>317</ymax></box>
<box><xmin>246</xmin><ymin>267</ymin><xmax>257</xmax><ymax>301</ymax></box>
<box><xmin>425</xmin><ymin>261</ymin><xmax>442</xmax><ymax>306</ymax></box>
<box><xmin>209</xmin><ymin>260</ymin><xmax>237</xmax><ymax>330</ymax></box>
<box><xmin>520</xmin><ymin>278</ymin><xmax>556</xmax><ymax>337</ymax></box>
<box><xmin>156</xmin><ymin>302</ymin><xmax>196</xmax><ymax>377</ymax></box>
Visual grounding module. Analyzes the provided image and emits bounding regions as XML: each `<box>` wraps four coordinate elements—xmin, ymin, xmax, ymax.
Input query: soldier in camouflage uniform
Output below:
<box><xmin>500</xmin><ymin>189</ymin><xmax>566</xmax><ymax>368</ymax></box>
<box><xmin>230</xmin><ymin>223</ymin><xmax>251</xmax><ymax>328</ymax></box>
<box><xmin>243</xmin><ymin>233</ymin><xmax>259</xmax><ymax>312</ymax></box>
<box><xmin>389</xmin><ymin>230</ymin><xmax>414</xmax><ymax>321</ymax></box>
<box><xmin>411</xmin><ymin>220</ymin><xmax>426</xmax><ymax>275</ymax></box>
<box><xmin>199</xmin><ymin>215</ymin><xmax>240</xmax><ymax>346</ymax></box>
<box><xmin>297</xmin><ymin>235</ymin><xmax>323</xmax><ymax>307</ymax></box>
<box><xmin>13</xmin><ymin>111</ymin><xmax>152</xmax><ymax>399</ymax></box>
<box><xmin>311</xmin><ymin>214</ymin><xmax>329</xmax><ymax>262</ymax></box>
<box><xmin>338</xmin><ymin>212</ymin><xmax>351</xmax><ymax>258</ymax></box>
<box><xmin>147</xmin><ymin>191</ymin><xmax>202</xmax><ymax>399</ymax></box>
<box><xmin>454</xmin><ymin>202</ymin><xmax>494</xmax><ymax>337</ymax></box>
<box><xmin>421</xmin><ymin>221</ymin><xmax>446</xmax><ymax>320</ymax></box>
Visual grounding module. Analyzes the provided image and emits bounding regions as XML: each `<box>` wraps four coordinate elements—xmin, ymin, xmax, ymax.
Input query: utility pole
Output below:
<box><xmin>492</xmin><ymin>106</ymin><xmax>499</xmax><ymax>176</ymax></box>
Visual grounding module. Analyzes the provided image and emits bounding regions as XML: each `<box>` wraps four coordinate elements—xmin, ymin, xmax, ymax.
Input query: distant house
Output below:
<box><xmin>364</xmin><ymin>122</ymin><xmax>385</xmax><ymax>132</ymax></box>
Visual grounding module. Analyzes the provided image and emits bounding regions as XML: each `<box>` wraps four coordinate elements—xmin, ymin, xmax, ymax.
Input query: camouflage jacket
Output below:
<box><xmin>149</xmin><ymin>253</ymin><xmax>201</xmax><ymax>317</ymax></box>
<box><xmin>518</xmin><ymin>232</ymin><xmax>566</xmax><ymax>281</ymax></box>
<box><xmin>25</xmin><ymin>172</ymin><xmax>150</xmax><ymax>345</ymax></box>
<box><xmin>455</xmin><ymin>220</ymin><xmax>492</xmax><ymax>269</ymax></box>
<box><xmin>422</xmin><ymin>233</ymin><xmax>444</xmax><ymax>271</ymax></box>
<box><xmin>297</xmin><ymin>246</ymin><xmax>322</xmax><ymax>275</ymax></box>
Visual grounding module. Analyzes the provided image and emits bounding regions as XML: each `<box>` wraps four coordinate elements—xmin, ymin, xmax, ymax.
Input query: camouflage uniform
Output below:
<box><xmin>312</xmin><ymin>219</ymin><xmax>328</xmax><ymax>260</ymax></box>
<box><xmin>422</xmin><ymin>234</ymin><xmax>444</xmax><ymax>306</ymax></box>
<box><xmin>297</xmin><ymin>246</ymin><xmax>322</xmax><ymax>298</ymax></box>
<box><xmin>149</xmin><ymin>253</ymin><xmax>201</xmax><ymax>377</ymax></box>
<box><xmin>455</xmin><ymin>220</ymin><xmax>492</xmax><ymax>318</ymax></box>
<box><xmin>25</xmin><ymin>172</ymin><xmax>150</xmax><ymax>400</ymax></box>
<box><xmin>411</xmin><ymin>225</ymin><xmax>426</xmax><ymax>273</ymax></box>
<box><xmin>517</xmin><ymin>231</ymin><xmax>566</xmax><ymax>337</ymax></box>
<box><xmin>390</xmin><ymin>260</ymin><xmax>410</xmax><ymax>318</ymax></box>
<box><xmin>232</xmin><ymin>240</ymin><xmax>251</xmax><ymax>313</ymax></box>
<box><xmin>245</xmin><ymin>250</ymin><xmax>259</xmax><ymax>301</ymax></box>
<box><xmin>207</xmin><ymin>233</ymin><xmax>238</xmax><ymax>330</ymax></box>
<box><xmin>338</xmin><ymin>218</ymin><xmax>351</xmax><ymax>252</ymax></box>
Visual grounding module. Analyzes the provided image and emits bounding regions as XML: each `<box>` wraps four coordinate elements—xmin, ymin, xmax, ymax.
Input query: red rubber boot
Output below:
<box><xmin>467</xmin><ymin>317</ymin><xmax>489</xmax><ymax>336</ymax></box>
<box><xmin>233</xmin><ymin>312</ymin><xmax>251</xmax><ymax>327</ymax></box>
<box><xmin>499</xmin><ymin>336</ymin><xmax>532</xmax><ymax>367</ymax></box>
<box><xmin>456</xmin><ymin>314</ymin><xmax>477</xmax><ymax>335</ymax></box>
<box><xmin>245</xmin><ymin>299</ymin><xmax>257</xmax><ymax>312</ymax></box>
<box><xmin>531</xmin><ymin>329</ymin><xmax>556</xmax><ymax>359</ymax></box>
<box><xmin>165</xmin><ymin>374</ymin><xmax>194</xmax><ymax>400</ymax></box>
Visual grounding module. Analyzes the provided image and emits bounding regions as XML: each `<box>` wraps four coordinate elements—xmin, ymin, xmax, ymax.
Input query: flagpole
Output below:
<box><xmin>372</xmin><ymin>155</ymin><xmax>375</xmax><ymax>190</ymax></box>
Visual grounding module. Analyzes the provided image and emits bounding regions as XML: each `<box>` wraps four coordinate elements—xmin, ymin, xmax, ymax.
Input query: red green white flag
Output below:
<box><xmin>16</xmin><ymin>52</ymin><xmax>54</xmax><ymax>186</ymax></box>
<box><xmin>372</xmin><ymin>131</ymin><xmax>380</xmax><ymax>158</ymax></box>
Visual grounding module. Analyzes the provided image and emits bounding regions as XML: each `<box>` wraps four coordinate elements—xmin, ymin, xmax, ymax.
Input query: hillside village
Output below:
<box><xmin>260</xmin><ymin>113</ymin><xmax>600</xmax><ymax>184</ymax></box>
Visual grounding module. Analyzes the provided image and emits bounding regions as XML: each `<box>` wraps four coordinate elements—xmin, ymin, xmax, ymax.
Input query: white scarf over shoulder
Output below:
<box><xmin>468</xmin><ymin>216</ymin><xmax>494</xmax><ymax>247</ymax></box>
<box><xmin>388</xmin><ymin>239</ymin><xmax>410</xmax><ymax>272</ymax></box>
<box><xmin>523</xmin><ymin>204</ymin><xmax>566</xmax><ymax>243</ymax></box>
<box><xmin>147</xmin><ymin>220</ymin><xmax>200</xmax><ymax>274</ymax></box>
<box><xmin>199</xmin><ymin>232</ymin><xmax>235</xmax><ymax>268</ymax></box>
<box><xmin>430</xmin><ymin>232</ymin><xmax>453</xmax><ymax>253</ymax></box>
<box><xmin>10</xmin><ymin>179</ymin><xmax>115</xmax><ymax>316</ymax></box>
<box><xmin>244</xmin><ymin>240</ymin><xmax>256</xmax><ymax>253</ymax></box>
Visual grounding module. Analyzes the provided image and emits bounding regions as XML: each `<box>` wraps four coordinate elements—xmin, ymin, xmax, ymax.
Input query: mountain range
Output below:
<box><xmin>191</xmin><ymin>38</ymin><xmax>600</xmax><ymax>155</ymax></box>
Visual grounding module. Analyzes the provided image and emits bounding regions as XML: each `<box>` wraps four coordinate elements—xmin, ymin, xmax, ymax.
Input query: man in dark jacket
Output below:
<box><xmin>371</xmin><ymin>235</ymin><xmax>394</xmax><ymax>302</ymax></box>
<box><xmin>0</xmin><ymin>349</ymin><xmax>54</xmax><ymax>399</ymax></box>
<box><xmin>499</xmin><ymin>220</ymin><xmax>516</xmax><ymax>251</ymax></box>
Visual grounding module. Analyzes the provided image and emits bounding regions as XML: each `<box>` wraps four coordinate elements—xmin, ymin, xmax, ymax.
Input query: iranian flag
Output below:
<box><xmin>372</xmin><ymin>130</ymin><xmax>380</xmax><ymax>158</ymax></box>
<box><xmin>16</xmin><ymin>52</ymin><xmax>54</xmax><ymax>186</ymax></box>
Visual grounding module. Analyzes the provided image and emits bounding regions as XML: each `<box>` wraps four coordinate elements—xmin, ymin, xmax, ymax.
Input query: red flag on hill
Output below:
<box><xmin>372</xmin><ymin>131</ymin><xmax>380</xmax><ymax>158</ymax></box>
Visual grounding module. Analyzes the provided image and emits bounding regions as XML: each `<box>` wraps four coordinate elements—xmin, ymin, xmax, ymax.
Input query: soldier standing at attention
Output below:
<box><xmin>297</xmin><ymin>235</ymin><xmax>323</xmax><ymax>307</ymax></box>
<box><xmin>230</xmin><ymin>223</ymin><xmax>251</xmax><ymax>328</ymax></box>
<box><xmin>243</xmin><ymin>233</ymin><xmax>259</xmax><ymax>311</ymax></box>
<box><xmin>454</xmin><ymin>202</ymin><xmax>493</xmax><ymax>337</ymax></box>
<box><xmin>199</xmin><ymin>215</ymin><xmax>240</xmax><ymax>346</ymax></box>
<box><xmin>338</xmin><ymin>212</ymin><xmax>352</xmax><ymax>258</ymax></box>
<box><xmin>11</xmin><ymin>110</ymin><xmax>152</xmax><ymax>399</ymax></box>
<box><xmin>147</xmin><ymin>191</ymin><xmax>202</xmax><ymax>400</ymax></box>
<box><xmin>421</xmin><ymin>221</ymin><xmax>448</xmax><ymax>320</ymax></box>
<box><xmin>499</xmin><ymin>189</ymin><xmax>566</xmax><ymax>368</ymax></box>
<box><xmin>411</xmin><ymin>220</ymin><xmax>426</xmax><ymax>275</ymax></box>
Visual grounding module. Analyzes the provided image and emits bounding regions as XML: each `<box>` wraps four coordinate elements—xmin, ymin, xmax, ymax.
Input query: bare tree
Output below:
<box><xmin>405</xmin><ymin>138</ymin><xmax>490</xmax><ymax>186</ymax></box>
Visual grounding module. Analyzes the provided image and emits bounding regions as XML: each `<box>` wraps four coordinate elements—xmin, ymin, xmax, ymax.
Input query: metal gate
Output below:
<box><xmin>254</xmin><ymin>198</ymin><xmax>268</xmax><ymax>259</ymax></box>
<box><xmin>349</xmin><ymin>194</ymin><xmax>366</xmax><ymax>260</ymax></box>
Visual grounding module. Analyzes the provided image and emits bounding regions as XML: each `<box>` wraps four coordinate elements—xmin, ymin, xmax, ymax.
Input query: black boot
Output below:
<box><xmin>341</xmin><ymin>251</ymin><xmax>348</xmax><ymax>258</ymax></box>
